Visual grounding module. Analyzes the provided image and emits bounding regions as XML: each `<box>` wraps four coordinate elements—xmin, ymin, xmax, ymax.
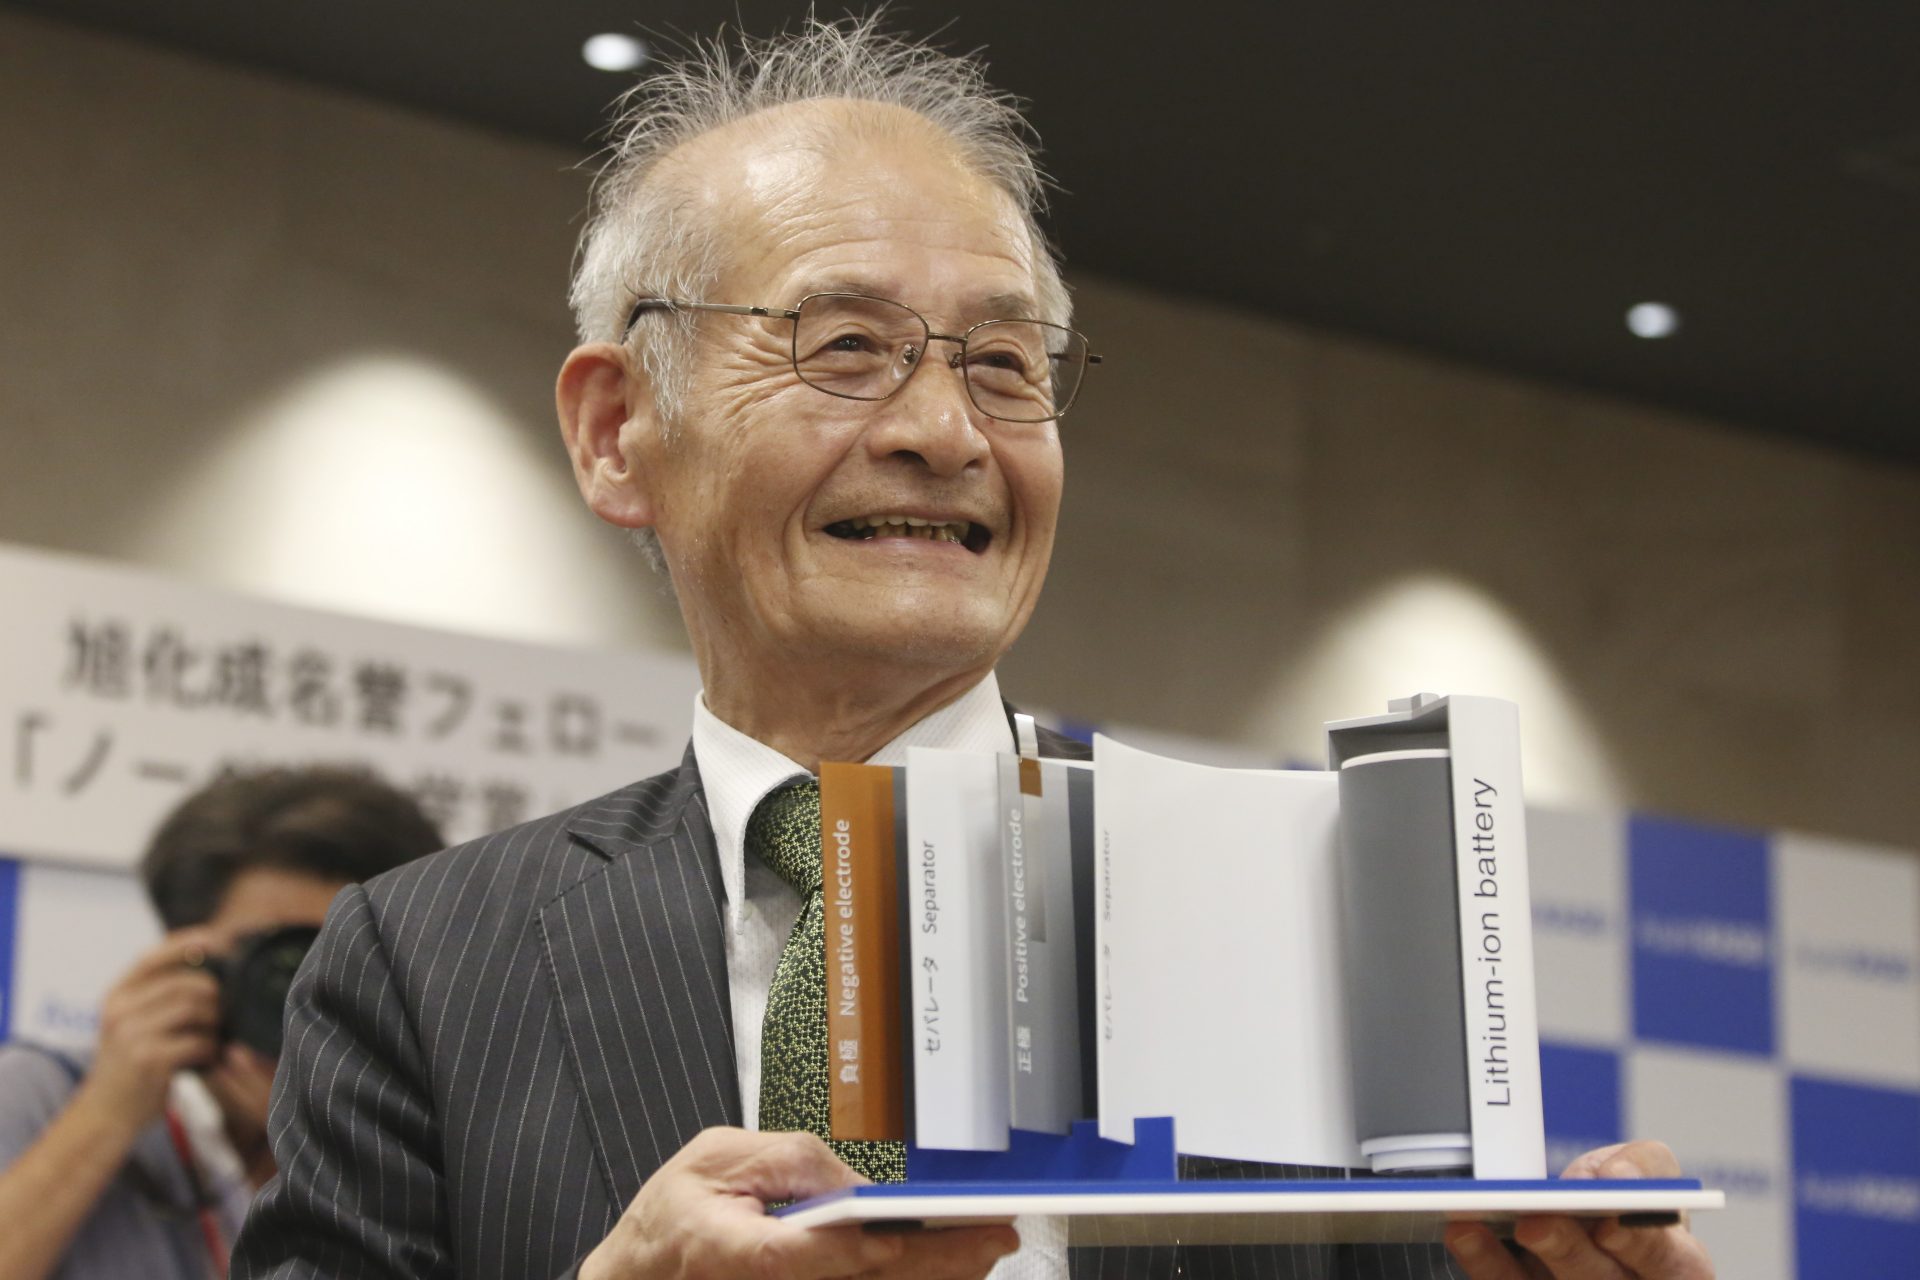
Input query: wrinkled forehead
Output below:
<box><xmin>659</xmin><ymin>99</ymin><xmax>1042</xmax><ymax>310</ymax></box>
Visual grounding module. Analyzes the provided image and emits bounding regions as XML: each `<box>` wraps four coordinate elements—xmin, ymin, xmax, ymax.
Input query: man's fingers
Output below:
<box><xmin>214</xmin><ymin>1043</ymin><xmax>280</xmax><ymax>1100</ymax></box>
<box><xmin>150</xmin><ymin>1027</ymin><xmax>223</xmax><ymax>1074</ymax></box>
<box><xmin>748</xmin><ymin>1226</ymin><xmax>1016</xmax><ymax>1280</ymax></box>
<box><xmin>224</xmin><ymin>1041</ymin><xmax>277</xmax><ymax>1077</ymax></box>
<box><xmin>744</xmin><ymin>1220</ymin><xmax>908</xmax><ymax>1280</ymax></box>
<box><xmin>1558</xmin><ymin>1143</ymin><xmax>1627</xmax><ymax>1180</ymax></box>
<box><xmin>1444</xmin><ymin>1224</ymin><xmax>1533</xmax><ymax>1280</ymax></box>
<box><xmin>127</xmin><ymin>984</ymin><xmax>223</xmax><ymax>1038</ymax></box>
<box><xmin>738</xmin><ymin>1138</ymin><xmax>1016</xmax><ymax>1276</ymax></box>
<box><xmin>737</xmin><ymin>1131</ymin><xmax>868</xmax><ymax>1204</ymax></box>
<box><xmin>731</xmin><ymin>1203</ymin><xmax>1015</xmax><ymax>1280</ymax></box>
<box><xmin>1512</xmin><ymin>1216</ymin><xmax>1630</xmax><ymax>1280</ymax></box>
<box><xmin>634</xmin><ymin>1131</ymin><xmax>1018</xmax><ymax>1280</ymax></box>
<box><xmin>110</xmin><ymin>972</ymin><xmax>221</xmax><ymax>1041</ymax></box>
<box><xmin>1560</xmin><ymin>1139</ymin><xmax>1682</xmax><ymax>1181</ymax></box>
<box><xmin>123</xmin><ymin>970</ymin><xmax>221</xmax><ymax>1016</ymax></box>
<box><xmin>1598</xmin><ymin>1141</ymin><xmax>1682</xmax><ymax>1180</ymax></box>
<box><xmin>1592</xmin><ymin>1217</ymin><xmax>1716</xmax><ymax>1279</ymax></box>
<box><xmin>205</xmin><ymin>1045</ymin><xmax>276</xmax><ymax>1107</ymax></box>
<box><xmin>877</xmin><ymin>1222</ymin><xmax>1020</xmax><ymax>1279</ymax></box>
<box><xmin>126</xmin><ymin>927</ymin><xmax>225</xmax><ymax>980</ymax></box>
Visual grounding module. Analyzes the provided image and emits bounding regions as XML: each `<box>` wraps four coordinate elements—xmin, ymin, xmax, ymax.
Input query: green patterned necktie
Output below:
<box><xmin>749</xmin><ymin>779</ymin><xmax>907</xmax><ymax>1182</ymax></box>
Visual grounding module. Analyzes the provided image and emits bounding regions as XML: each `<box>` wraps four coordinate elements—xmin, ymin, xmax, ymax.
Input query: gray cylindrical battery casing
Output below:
<box><xmin>1338</xmin><ymin>749</ymin><xmax>1471</xmax><ymax>1169</ymax></box>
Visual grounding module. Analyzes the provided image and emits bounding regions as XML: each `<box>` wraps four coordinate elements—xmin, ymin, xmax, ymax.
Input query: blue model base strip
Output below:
<box><xmin>0</xmin><ymin>857</ymin><xmax>19</xmax><ymax>1042</ymax></box>
<box><xmin>777</xmin><ymin>1177</ymin><xmax>1705</xmax><ymax>1216</ymax></box>
<box><xmin>907</xmin><ymin>1118</ymin><xmax>1178</xmax><ymax>1182</ymax></box>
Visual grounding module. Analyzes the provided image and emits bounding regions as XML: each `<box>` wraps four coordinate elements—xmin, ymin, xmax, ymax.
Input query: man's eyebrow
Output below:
<box><xmin>977</xmin><ymin>292</ymin><xmax>1041</xmax><ymax>320</ymax></box>
<box><xmin>794</xmin><ymin>276</ymin><xmax>897</xmax><ymax>301</ymax></box>
<box><xmin>787</xmin><ymin>280</ymin><xmax>1043</xmax><ymax>321</ymax></box>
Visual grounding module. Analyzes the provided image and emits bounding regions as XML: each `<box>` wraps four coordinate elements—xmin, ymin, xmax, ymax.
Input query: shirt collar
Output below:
<box><xmin>691</xmin><ymin>672</ymin><xmax>1013</xmax><ymax>932</ymax></box>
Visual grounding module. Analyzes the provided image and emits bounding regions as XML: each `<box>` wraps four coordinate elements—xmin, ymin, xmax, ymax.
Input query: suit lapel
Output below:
<box><xmin>539</xmin><ymin>748</ymin><xmax>742</xmax><ymax>1206</ymax></box>
<box><xmin>535</xmin><ymin>715</ymin><xmax>1081</xmax><ymax>1207</ymax></box>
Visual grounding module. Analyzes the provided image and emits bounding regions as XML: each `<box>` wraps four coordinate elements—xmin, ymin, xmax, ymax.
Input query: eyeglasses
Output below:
<box><xmin>624</xmin><ymin>292</ymin><xmax>1101</xmax><ymax>423</ymax></box>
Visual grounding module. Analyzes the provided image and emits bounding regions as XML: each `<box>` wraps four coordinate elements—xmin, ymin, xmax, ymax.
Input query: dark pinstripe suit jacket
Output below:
<box><xmin>232</xmin><ymin>732</ymin><xmax>1457</xmax><ymax>1280</ymax></box>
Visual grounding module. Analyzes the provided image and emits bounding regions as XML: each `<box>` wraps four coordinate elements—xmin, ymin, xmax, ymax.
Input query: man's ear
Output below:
<box><xmin>556</xmin><ymin>342</ymin><xmax>660</xmax><ymax>530</ymax></box>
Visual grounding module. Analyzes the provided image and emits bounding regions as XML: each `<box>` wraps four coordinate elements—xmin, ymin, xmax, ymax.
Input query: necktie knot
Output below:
<box><xmin>747</xmin><ymin>778</ymin><xmax>822</xmax><ymax>895</ymax></box>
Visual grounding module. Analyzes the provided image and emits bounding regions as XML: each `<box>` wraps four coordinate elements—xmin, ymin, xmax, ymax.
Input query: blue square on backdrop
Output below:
<box><xmin>1792</xmin><ymin>1076</ymin><xmax>1920</xmax><ymax>1280</ymax></box>
<box><xmin>0</xmin><ymin>857</ymin><xmax>19</xmax><ymax>1041</ymax></box>
<box><xmin>1629</xmin><ymin>815</ymin><xmax>1773</xmax><ymax>1055</ymax></box>
<box><xmin>1539</xmin><ymin>1041</ymin><xmax>1621</xmax><ymax>1173</ymax></box>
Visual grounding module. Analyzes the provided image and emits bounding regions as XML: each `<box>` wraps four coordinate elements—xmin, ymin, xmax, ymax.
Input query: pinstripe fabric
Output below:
<box><xmin>232</xmin><ymin>730</ymin><xmax>1458</xmax><ymax>1280</ymax></box>
<box><xmin>232</xmin><ymin>748</ymin><xmax>733</xmax><ymax>1279</ymax></box>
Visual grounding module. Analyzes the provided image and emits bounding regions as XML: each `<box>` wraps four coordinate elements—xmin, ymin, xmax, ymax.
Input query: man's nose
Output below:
<box><xmin>864</xmin><ymin>347</ymin><xmax>990</xmax><ymax>476</ymax></box>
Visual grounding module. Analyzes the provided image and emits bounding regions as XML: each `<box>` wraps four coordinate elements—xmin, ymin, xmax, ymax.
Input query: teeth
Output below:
<box><xmin>839</xmin><ymin>515</ymin><xmax>971</xmax><ymax>543</ymax></box>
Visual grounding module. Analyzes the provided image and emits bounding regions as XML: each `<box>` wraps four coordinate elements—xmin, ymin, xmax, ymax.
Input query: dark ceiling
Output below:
<box><xmin>14</xmin><ymin>0</ymin><xmax>1919</xmax><ymax>466</ymax></box>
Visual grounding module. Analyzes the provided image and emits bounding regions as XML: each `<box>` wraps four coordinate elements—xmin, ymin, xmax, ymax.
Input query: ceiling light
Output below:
<box><xmin>582</xmin><ymin>33</ymin><xmax>648</xmax><ymax>73</ymax></box>
<box><xmin>1626</xmin><ymin>302</ymin><xmax>1679</xmax><ymax>340</ymax></box>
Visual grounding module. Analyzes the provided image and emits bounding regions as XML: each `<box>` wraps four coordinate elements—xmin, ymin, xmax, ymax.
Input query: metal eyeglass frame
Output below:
<box><xmin>623</xmin><ymin>292</ymin><xmax>1102</xmax><ymax>423</ymax></box>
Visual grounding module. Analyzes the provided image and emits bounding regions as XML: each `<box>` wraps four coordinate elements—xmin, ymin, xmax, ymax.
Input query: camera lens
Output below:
<box><xmin>223</xmin><ymin>925</ymin><xmax>322</xmax><ymax>1057</ymax></box>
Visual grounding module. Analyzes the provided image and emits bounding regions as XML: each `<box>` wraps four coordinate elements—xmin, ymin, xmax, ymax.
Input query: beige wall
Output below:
<box><xmin>0</xmin><ymin>13</ymin><xmax>688</xmax><ymax>656</ymax></box>
<box><xmin>4</xmin><ymin>13</ymin><xmax>1915</xmax><ymax>847</ymax></box>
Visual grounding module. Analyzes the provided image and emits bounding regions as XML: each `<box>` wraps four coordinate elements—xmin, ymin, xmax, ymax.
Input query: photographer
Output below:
<box><xmin>0</xmin><ymin>767</ymin><xmax>441</xmax><ymax>1280</ymax></box>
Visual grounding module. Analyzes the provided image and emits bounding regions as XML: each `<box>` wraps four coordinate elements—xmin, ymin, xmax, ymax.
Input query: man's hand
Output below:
<box><xmin>0</xmin><ymin>929</ymin><xmax>226</xmax><ymax>1280</ymax></box>
<box><xmin>73</xmin><ymin>927</ymin><xmax>224</xmax><ymax>1139</ymax></box>
<box><xmin>202</xmin><ymin>1041</ymin><xmax>281</xmax><ymax>1185</ymax></box>
<box><xmin>202</xmin><ymin>1041</ymin><xmax>277</xmax><ymax>1135</ymax></box>
<box><xmin>1443</xmin><ymin>1141</ymin><xmax>1715</xmax><ymax>1279</ymax></box>
<box><xmin>579</xmin><ymin>1128</ymin><xmax>1020</xmax><ymax>1280</ymax></box>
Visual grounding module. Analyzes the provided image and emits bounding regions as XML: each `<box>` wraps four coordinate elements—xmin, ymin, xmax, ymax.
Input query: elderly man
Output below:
<box><xmin>232</xmin><ymin>20</ymin><xmax>1714</xmax><ymax>1280</ymax></box>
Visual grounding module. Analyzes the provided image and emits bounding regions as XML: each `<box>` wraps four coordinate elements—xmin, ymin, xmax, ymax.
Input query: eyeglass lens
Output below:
<box><xmin>790</xmin><ymin>294</ymin><xmax>1087</xmax><ymax>422</ymax></box>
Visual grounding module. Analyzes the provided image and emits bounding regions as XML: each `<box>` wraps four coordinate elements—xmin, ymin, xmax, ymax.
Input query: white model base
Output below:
<box><xmin>1360</xmin><ymin>1132</ymin><xmax>1474</xmax><ymax>1174</ymax></box>
<box><xmin>776</xmin><ymin>1180</ymin><xmax>1724</xmax><ymax>1248</ymax></box>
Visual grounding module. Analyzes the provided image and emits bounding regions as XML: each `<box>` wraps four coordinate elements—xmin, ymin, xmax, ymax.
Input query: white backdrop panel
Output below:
<box><xmin>9</xmin><ymin>862</ymin><xmax>158</xmax><ymax>1052</ymax></box>
<box><xmin>1528</xmin><ymin>806</ymin><xmax>1628</xmax><ymax>1046</ymax></box>
<box><xmin>1628</xmin><ymin>1046</ymin><xmax>1791</xmax><ymax>1280</ymax></box>
<box><xmin>0</xmin><ymin>543</ymin><xmax>700</xmax><ymax>867</ymax></box>
<box><xmin>1775</xmin><ymin>832</ymin><xmax>1920</xmax><ymax>1089</ymax></box>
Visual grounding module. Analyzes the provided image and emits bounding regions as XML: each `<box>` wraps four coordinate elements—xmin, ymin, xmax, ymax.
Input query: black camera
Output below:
<box><xmin>204</xmin><ymin>924</ymin><xmax>321</xmax><ymax>1058</ymax></box>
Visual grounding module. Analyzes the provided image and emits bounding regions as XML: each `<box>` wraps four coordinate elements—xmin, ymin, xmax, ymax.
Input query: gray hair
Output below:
<box><xmin>566</xmin><ymin>15</ymin><xmax>1073</xmax><ymax>571</ymax></box>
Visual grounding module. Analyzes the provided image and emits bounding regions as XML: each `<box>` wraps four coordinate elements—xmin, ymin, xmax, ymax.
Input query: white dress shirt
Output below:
<box><xmin>690</xmin><ymin>673</ymin><xmax>1067</xmax><ymax>1279</ymax></box>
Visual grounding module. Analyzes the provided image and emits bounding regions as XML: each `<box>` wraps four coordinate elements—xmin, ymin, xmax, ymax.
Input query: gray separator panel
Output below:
<box><xmin>1338</xmin><ymin>752</ymin><xmax>1471</xmax><ymax>1144</ymax></box>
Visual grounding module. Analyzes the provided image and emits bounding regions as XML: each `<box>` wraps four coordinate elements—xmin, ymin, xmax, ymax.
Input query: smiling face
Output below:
<box><xmin>624</xmin><ymin>103</ymin><xmax>1065</xmax><ymax>716</ymax></box>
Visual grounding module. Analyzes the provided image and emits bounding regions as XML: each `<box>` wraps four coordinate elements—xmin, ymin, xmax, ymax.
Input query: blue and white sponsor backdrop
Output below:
<box><xmin>2</xmin><ymin>546</ymin><xmax>1915</xmax><ymax>1278</ymax></box>
<box><xmin>1530</xmin><ymin>811</ymin><xmax>1920</xmax><ymax>1280</ymax></box>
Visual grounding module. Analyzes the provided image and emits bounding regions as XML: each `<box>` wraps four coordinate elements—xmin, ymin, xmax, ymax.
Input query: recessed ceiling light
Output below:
<box><xmin>1626</xmin><ymin>302</ymin><xmax>1679</xmax><ymax>340</ymax></box>
<box><xmin>582</xmin><ymin>33</ymin><xmax>648</xmax><ymax>73</ymax></box>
